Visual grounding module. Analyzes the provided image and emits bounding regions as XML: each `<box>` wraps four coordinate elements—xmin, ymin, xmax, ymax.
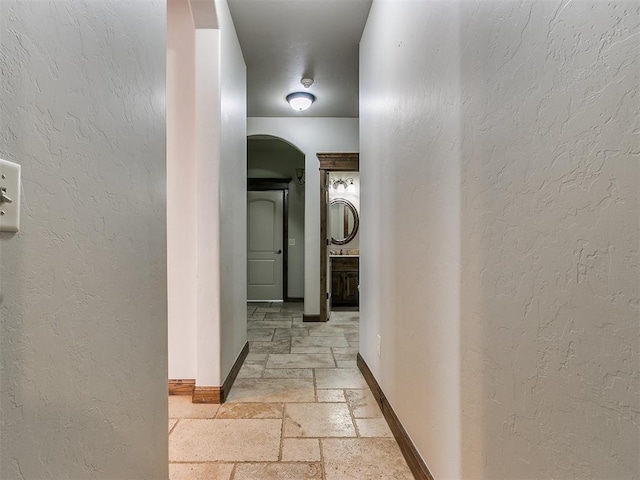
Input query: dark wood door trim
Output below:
<box><xmin>247</xmin><ymin>178</ymin><xmax>291</xmax><ymax>302</ymax></box>
<box><xmin>316</xmin><ymin>154</ymin><xmax>359</xmax><ymax>322</ymax></box>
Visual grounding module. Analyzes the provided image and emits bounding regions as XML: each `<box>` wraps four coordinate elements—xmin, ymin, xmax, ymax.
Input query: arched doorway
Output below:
<box><xmin>247</xmin><ymin>135</ymin><xmax>305</xmax><ymax>302</ymax></box>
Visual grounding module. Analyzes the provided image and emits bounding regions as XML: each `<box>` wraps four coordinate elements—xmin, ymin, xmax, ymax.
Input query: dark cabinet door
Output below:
<box><xmin>344</xmin><ymin>271</ymin><xmax>359</xmax><ymax>304</ymax></box>
<box><xmin>330</xmin><ymin>257</ymin><xmax>359</xmax><ymax>307</ymax></box>
<box><xmin>332</xmin><ymin>270</ymin><xmax>345</xmax><ymax>304</ymax></box>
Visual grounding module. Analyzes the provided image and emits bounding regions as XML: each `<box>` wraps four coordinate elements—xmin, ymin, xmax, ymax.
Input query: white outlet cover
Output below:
<box><xmin>0</xmin><ymin>159</ymin><xmax>21</xmax><ymax>232</ymax></box>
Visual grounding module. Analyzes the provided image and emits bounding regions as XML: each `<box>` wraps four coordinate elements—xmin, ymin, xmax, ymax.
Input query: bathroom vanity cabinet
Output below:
<box><xmin>331</xmin><ymin>256</ymin><xmax>359</xmax><ymax>307</ymax></box>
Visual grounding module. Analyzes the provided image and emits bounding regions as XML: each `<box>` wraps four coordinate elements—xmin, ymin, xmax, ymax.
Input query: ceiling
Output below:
<box><xmin>227</xmin><ymin>0</ymin><xmax>373</xmax><ymax>118</ymax></box>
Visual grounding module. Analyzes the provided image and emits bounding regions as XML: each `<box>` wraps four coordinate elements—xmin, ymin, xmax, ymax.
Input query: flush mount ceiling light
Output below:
<box><xmin>286</xmin><ymin>92</ymin><xmax>315</xmax><ymax>111</ymax></box>
<box><xmin>287</xmin><ymin>77</ymin><xmax>316</xmax><ymax>111</ymax></box>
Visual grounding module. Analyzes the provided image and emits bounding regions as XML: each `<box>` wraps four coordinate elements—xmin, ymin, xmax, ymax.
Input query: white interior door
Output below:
<box><xmin>247</xmin><ymin>190</ymin><xmax>284</xmax><ymax>301</ymax></box>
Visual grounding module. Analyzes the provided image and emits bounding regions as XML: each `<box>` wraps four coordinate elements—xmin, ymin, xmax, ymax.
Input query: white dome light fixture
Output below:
<box><xmin>287</xmin><ymin>77</ymin><xmax>315</xmax><ymax>111</ymax></box>
<box><xmin>287</xmin><ymin>92</ymin><xmax>315</xmax><ymax>111</ymax></box>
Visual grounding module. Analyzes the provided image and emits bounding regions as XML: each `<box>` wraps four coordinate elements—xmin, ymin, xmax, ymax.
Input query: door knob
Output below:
<box><xmin>275</xmin><ymin>249</ymin><xmax>282</xmax><ymax>254</ymax></box>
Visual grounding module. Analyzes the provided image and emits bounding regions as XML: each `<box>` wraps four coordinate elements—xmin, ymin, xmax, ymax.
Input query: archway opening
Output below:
<box><xmin>247</xmin><ymin>135</ymin><xmax>305</xmax><ymax>303</ymax></box>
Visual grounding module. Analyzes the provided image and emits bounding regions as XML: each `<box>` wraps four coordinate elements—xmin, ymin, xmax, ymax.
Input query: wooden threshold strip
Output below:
<box><xmin>357</xmin><ymin>353</ymin><xmax>435</xmax><ymax>480</ymax></box>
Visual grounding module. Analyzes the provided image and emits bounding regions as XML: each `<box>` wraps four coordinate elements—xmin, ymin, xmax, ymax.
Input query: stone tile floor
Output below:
<box><xmin>169</xmin><ymin>302</ymin><xmax>414</xmax><ymax>480</ymax></box>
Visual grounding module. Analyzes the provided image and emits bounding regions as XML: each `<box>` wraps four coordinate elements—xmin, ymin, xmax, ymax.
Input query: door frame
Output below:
<box><xmin>316</xmin><ymin>153</ymin><xmax>359</xmax><ymax>322</ymax></box>
<box><xmin>247</xmin><ymin>178</ymin><xmax>291</xmax><ymax>302</ymax></box>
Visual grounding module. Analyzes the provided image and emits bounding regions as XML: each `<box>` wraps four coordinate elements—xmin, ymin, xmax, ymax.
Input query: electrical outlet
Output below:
<box><xmin>377</xmin><ymin>334</ymin><xmax>381</xmax><ymax>357</ymax></box>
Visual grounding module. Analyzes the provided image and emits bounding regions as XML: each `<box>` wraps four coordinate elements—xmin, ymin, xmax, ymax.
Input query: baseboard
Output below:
<box><xmin>221</xmin><ymin>341</ymin><xmax>249</xmax><ymax>402</ymax></box>
<box><xmin>357</xmin><ymin>353</ymin><xmax>435</xmax><ymax>480</ymax></box>
<box><xmin>286</xmin><ymin>297</ymin><xmax>304</xmax><ymax>303</ymax></box>
<box><xmin>190</xmin><ymin>341</ymin><xmax>249</xmax><ymax>404</ymax></box>
<box><xmin>168</xmin><ymin>379</ymin><xmax>195</xmax><ymax>396</ymax></box>
<box><xmin>192</xmin><ymin>386</ymin><xmax>221</xmax><ymax>403</ymax></box>
<box><xmin>303</xmin><ymin>314</ymin><xmax>323</xmax><ymax>322</ymax></box>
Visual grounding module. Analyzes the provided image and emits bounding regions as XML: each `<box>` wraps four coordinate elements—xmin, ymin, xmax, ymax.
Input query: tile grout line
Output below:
<box><xmin>279</xmin><ymin>403</ymin><xmax>286</xmax><ymax>461</ymax></box>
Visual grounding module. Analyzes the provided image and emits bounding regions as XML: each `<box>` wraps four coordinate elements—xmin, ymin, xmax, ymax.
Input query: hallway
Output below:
<box><xmin>168</xmin><ymin>303</ymin><xmax>413</xmax><ymax>479</ymax></box>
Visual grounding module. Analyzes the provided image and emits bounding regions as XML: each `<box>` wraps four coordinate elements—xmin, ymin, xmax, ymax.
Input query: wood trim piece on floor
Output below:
<box><xmin>357</xmin><ymin>353</ymin><xmax>435</xmax><ymax>480</ymax></box>
<box><xmin>190</xmin><ymin>341</ymin><xmax>250</xmax><ymax>404</ymax></box>
<box><xmin>192</xmin><ymin>386</ymin><xmax>221</xmax><ymax>404</ymax></box>
<box><xmin>168</xmin><ymin>379</ymin><xmax>195</xmax><ymax>396</ymax></box>
<box><xmin>303</xmin><ymin>313</ymin><xmax>322</xmax><ymax>322</ymax></box>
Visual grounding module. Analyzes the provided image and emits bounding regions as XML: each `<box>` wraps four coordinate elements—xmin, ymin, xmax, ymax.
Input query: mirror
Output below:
<box><xmin>330</xmin><ymin>198</ymin><xmax>359</xmax><ymax>245</ymax></box>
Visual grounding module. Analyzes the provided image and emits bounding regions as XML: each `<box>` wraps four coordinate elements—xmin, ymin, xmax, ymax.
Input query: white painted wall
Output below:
<box><xmin>195</xmin><ymin>27</ymin><xmax>222</xmax><ymax>386</ymax></box>
<box><xmin>217</xmin><ymin>0</ymin><xmax>248</xmax><ymax>382</ymax></box>
<box><xmin>0</xmin><ymin>1</ymin><xmax>167</xmax><ymax>478</ymax></box>
<box><xmin>247</xmin><ymin>118</ymin><xmax>359</xmax><ymax>315</ymax></box>
<box><xmin>360</xmin><ymin>2</ymin><xmax>462</xmax><ymax>477</ymax></box>
<box><xmin>360</xmin><ymin>1</ymin><xmax>639</xmax><ymax>479</ymax></box>
<box><xmin>248</xmin><ymin>138</ymin><xmax>305</xmax><ymax>298</ymax></box>
<box><xmin>167</xmin><ymin>0</ymin><xmax>246</xmax><ymax>385</ymax></box>
<box><xmin>167</xmin><ymin>0</ymin><xmax>197</xmax><ymax>380</ymax></box>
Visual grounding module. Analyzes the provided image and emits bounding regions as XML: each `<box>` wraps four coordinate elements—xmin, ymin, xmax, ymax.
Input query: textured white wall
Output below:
<box><xmin>248</xmin><ymin>139</ymin><xmax>305</xmax><ymax>298</ymax></box>
<box><xmin>195</xmin><ymin>27</ymin><xmax>222</xmax><ymax>386</ymax></box>
<box><xmin>459</xmin><ymin>2</ymin><xmax>639</xmax><ymax>478</ymax></box>
<box><xmin>0</xmin><ymin>1</ymin><xmax>167</xmax><ymax>478</ymax></box>
<box><xmin>247</xmin><ymin>118</ymin><xmax>359</xmax><ymax>315</ymax></box>
<box><xmin>361</xmin><ymin>1</ymin><xmax>639</xmax><ymax>479</ymax></box>
<box><xmin>360</xmin><ymin>2</ymin><xmax>462</xmax><ymax>477</ymax></box>
<box><xmin>217</xmin><ymin>0</ymin><xmax>248</xmax><ymax>381</ymax></box>
<box><xmin>168</xmin><ymin>0</ymin><xmax>197</xmax><ymax>380</ymax></box>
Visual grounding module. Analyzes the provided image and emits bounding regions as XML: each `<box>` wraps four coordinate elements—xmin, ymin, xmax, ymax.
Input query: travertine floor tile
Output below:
<box><xmin>322</xmin><ymin>438</ymin><xmax>413</xmax><ymax>480</ymax></box>
<box><xmin>169</xmin><ymin>395</ymin><xmax>220</xmax><ymax>419</ymax></box>
<box><xmin>345</xmin><ymin>389</ymin><xmax>382</xmax><ymax>418</ymax></box>
<box><xmin>255</xmin><ymin>306</ymin><xmax>283</xmax><ymax>313</ymax></box>
<box><xmin>245</xmin><ymin>353</ymin><xmax>267</xmax><ymax>363</ymax></box>
<box><xmin>281</xmin><ymin>438</ymin><xmax>322</xmax><ymax>462</ymax></box>
<box><xmin>168</xmin><ymin>304</ymin><xmax>412</xmax><ymax>479</ymax></box>
<box><xmin>284</xmin><ymin>403</ymin><xmax>355</xmax><ymax>437</ymax></box>
<box><xmin>355</xmin><ymin>417</ymin><xmax>393</xmax><ymax>437</ymax></box>
<box><xmin>169</xmin><ymin>418</ymin><xmax>178</xmax><ymax>432</ymax></box>
<box><xmin>233</xmin><ymin>462</ymin><xmax>322</xmax><ymax>480</ymax></box>
<box><xmin>315</xmin><ymin>368</ymin><xmax>368</xmax><ymax>389</ymax></box>
<box><xmin>227</xmin><ymin>378</ymin><xmax>315</xmax><ymax>403</ymax></box>
<box><xmin>216</xmin><ymin>402</ymin><xmax>283</xmax><ymax>419</ymax></box>
<box><xmin>249</xmin><ymin>339</ymin><xmax>291</xmax><ymax>354</ymax></box>
<box><xmin>248</xmin><ymin>320</ymin><xmax>293</xmax><ymax>330</ymax></box>
<box><xmin>290</xmin><ymin>346</ymin><xmax>333</xmax><ymax>354</ymax></box>
<box><xmin>247</xmin><ymin>328</ymin><xmax>275</xmax><ymax>341</ymax></box>
<box><xmin>169</xmin><ymin>419</ymin><xmax>281</xmax><ymax>462</ymax></box>
<box><xmin>274</xmin><ymin>328</ymin><xmax>309</xmax><ymax>338</ymax></box>
<box><xmin>332</xmin><ymin>346</ymin><xmax>359</xmax><ymax>357</ymax></box>
<box><xmin>317</xmin><ymin>389</ymin><xmax>346</xmax><ymax>402</ymax></box>
<box><xmin>267</xmin><ymin>353</ymin><xmax>335</xmax><ymax>369</ymax></box>
<box><xmin>292</xmin><ymin>335</ymin><xmax>349</xmax><ymax>348</ymax></box>
<box><xmin>308</xmin><ymin>325</ymin><xmax>358</xmax><ymax>336</ymax></box>
<box><xmin>169</xmin><ymin>463</ymin><xmax>234</xmax><ymax>480</ymax></box>
<box><xmin>262</xmin><ymin>368</ymin><xmax>313</xmax><ymax>379</ymax></box>
<box><xmin>337</xmin><ymin>360</ymin><xmax>357</xmax><ymax>368</ymax></box>
<box><xmin>237</xmin><ymin>363</ymin><xmax>265</xmax><ymax>378</ymax></box>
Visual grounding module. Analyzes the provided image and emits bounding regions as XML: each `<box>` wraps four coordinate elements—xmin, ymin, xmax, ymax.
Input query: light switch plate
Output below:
<box><xmin>288</xmin><ymin>238</ymin><xmax>296</xmax><ymax>246</ymax></box>
<box><xmin>0</xmin><ymin>159</ymin><xmax>21</xmax><ymax>232</ymax></box>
